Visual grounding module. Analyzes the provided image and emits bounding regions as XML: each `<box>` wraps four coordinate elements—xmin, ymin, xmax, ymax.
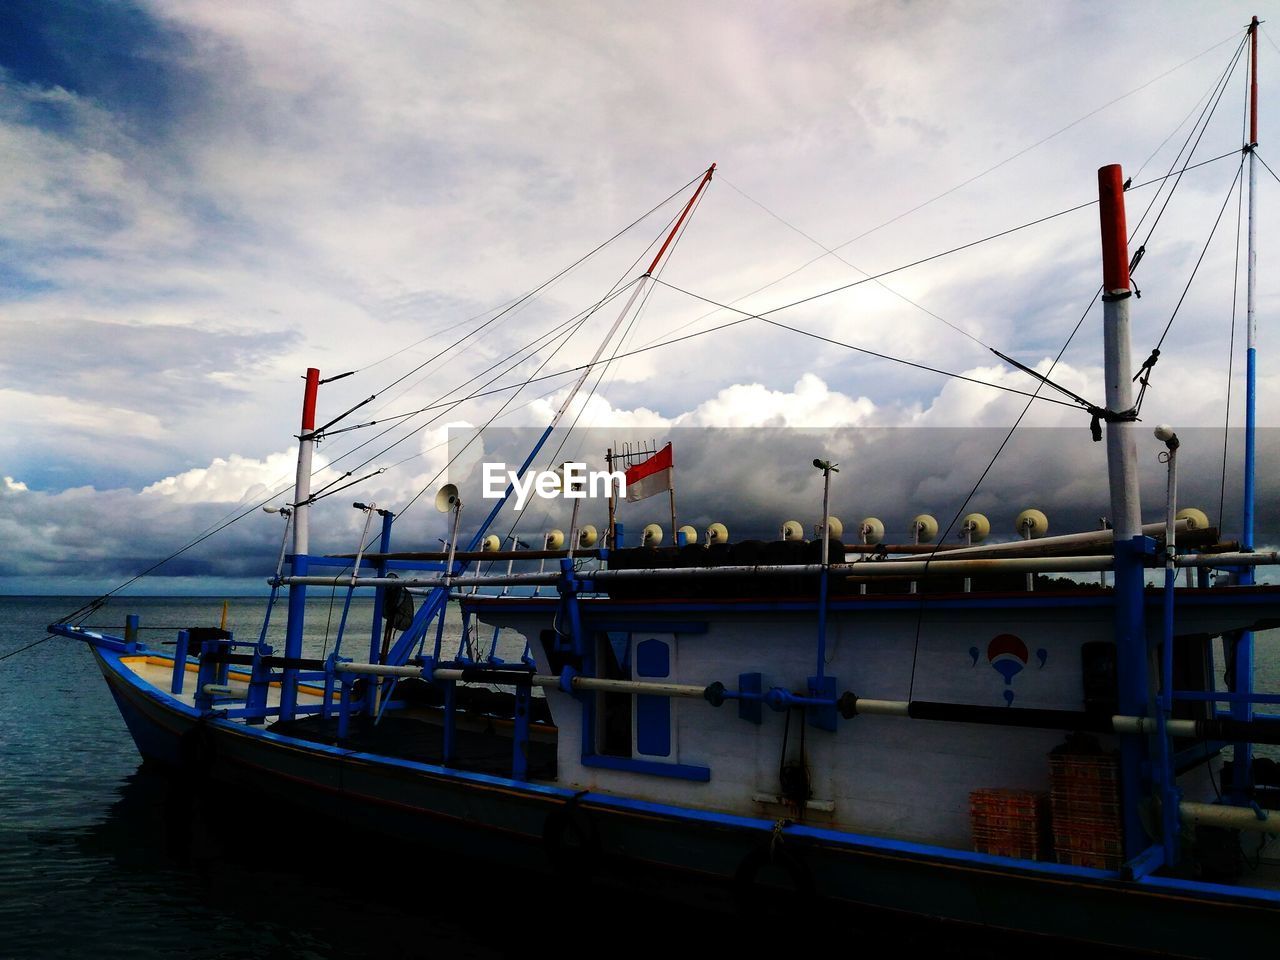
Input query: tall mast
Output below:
<box><xmin>293</xmin><ymin>367</ymin><xmax>321</xmax><ymax>555</ymax></box>
<box><xmin>1098</xmin><ymin>163</ymin><xmax>1149</xmax><ymax>859</ymax></box>
<box><xmin>1234</xmin><ymin>14</ymin><xmax>1261</xmax><ymax>797</ymax></box>
<box><xmin>1099</xmin><ymin>167</ymin><xmax>1142</xmax><ymax>541</ymax></box>
<box><xmin>1244</xmin><ymin>15</ymin><xmax>1259</xmax><ymax>551</ymax></box>
<box><xmin>383</xmin><ymin>166</ymin><xmax>717</xmax><ymax>669</ymax></box>
<box><xmin>281</xmin><ymin>366</ymin><xmax>320</xmax><ymax>722</ymax></box>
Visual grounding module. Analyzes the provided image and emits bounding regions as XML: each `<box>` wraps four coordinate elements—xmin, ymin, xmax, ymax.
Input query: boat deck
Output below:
<box><xmin>121</xmin><ymin>655</ymin><xmax>334</xmax><ymax>710</ymax></box>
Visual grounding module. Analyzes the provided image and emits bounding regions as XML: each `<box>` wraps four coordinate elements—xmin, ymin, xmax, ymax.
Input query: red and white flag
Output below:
<box><xmin>624</xmin><ymin>442</ymin><xmax>673</xmax><ymax>502</ymax></box>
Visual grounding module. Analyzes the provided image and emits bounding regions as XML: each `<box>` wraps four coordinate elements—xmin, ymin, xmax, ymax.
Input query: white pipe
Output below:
<box><xmin>1180</xmin><ymin>800</ymin><xmax>1277</xmax><ymax>835</ymax></box>
<box><xmin>333</xmin><ymin>661</ymin><xmax>707</xmax><ymax>699</ymax></box>
<box><xmin>293</xmin><ymin>438</ymin><xmax>314</xmax><ymax>556</ymax></box>
<box><xmin>278</xmin><ymin>550</ymin><xmax>1280</xmax><ymax>591</ymax></box>
<box><xmin>336</xmin><ymin>662</ymin><xmax>423</xmax><ymax>678</ymax></box>
<box><xmin>1104</xmin><ymin>286</ymin><xmax>1142</xmax><ymax>542</ymax></box>
<box><xmin>940</xmin><ymin>519</ymin><xmax>1200</xmax><ymax>561</ymax></box>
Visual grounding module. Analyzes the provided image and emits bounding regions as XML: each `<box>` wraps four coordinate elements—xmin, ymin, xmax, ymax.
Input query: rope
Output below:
<box><xmin>1132</xmin><ymin>35</ymin><xmax>1248</xmax><ymax>258</ymax></box>
<box><xmin>0</xmin><ymin>635</ymin><xmax>58</xmax><ymax>663</ymax></box>
<box><xmin>1138</xmin><ymin>159</ymin><xmax>1245</xmax><ymax>409</ymax></box>
<box><xmin>1255</xmin><ymin>150</ymin><xmax>1280</xmax><ymax>185</ymax></box>
<box><xmin>313</xmin><ymin>169</ymin><xmax>707</xmax><ymax>433</ymax></box>
<box><xmin>718</xmin><ymin>175</ymin><xmax>990</xmax><ymax>349</ymax></box>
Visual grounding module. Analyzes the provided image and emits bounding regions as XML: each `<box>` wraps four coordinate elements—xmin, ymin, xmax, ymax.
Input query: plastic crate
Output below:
<box><xmin>969</xmin><ymin>789</ymin><xmax>1047</xmax><ymax>860</ymax></box>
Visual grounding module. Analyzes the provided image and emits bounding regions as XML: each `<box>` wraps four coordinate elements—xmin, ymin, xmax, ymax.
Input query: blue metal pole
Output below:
<box><xmin>1233</xmin><ymin>344</ymin><xmax>1257</xmax><ymax>795</ymax></box>
<box><xmin>279</xmin><ymin>554</ymin><xmax>308</xmax><ymax>722</ymax></box>
<box><xmin>366</xmin><ymin>510</ymin><xmax>394</xmax><ymax>715</ymax></box>
<box><xmin>386</xmin><ymin>423</ymin><xmax>557</xmax><ymax>666</ymax></box>
<box><xmin>171</xmin><ymin>629</ymin><xmax>189</xmax><ymax>694</ymax></box>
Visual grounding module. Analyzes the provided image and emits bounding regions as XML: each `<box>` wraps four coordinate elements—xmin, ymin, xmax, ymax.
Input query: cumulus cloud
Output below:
<box><xmin>3</xmin><ymin>1</ymin><xmax>1277</xmax><ymax>592</ymax></box>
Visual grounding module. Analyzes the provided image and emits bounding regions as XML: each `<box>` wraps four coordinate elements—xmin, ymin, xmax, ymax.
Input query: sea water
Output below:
<box><xmin>1</xmin><ymin>595</ymin><xmax>1277</xmax><ymax>957</ymax></box>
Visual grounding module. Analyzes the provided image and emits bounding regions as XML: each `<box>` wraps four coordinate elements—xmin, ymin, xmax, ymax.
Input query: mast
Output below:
<box><xmin>1098</xmin><ymin>164</ymin><xmax>1150</xmax><ymax>859</ymax></box>
<box><xmin>1245</xmin><ymin>15</ymin><xmax>1259</xmax><ymax>550</ymax></box>
<box><xmin>281</xmin><ymin>366</ymin><xmax>321</xmax><ymax>722</ymax></box>
<box><xmin>293</xmin><ymin>367</ymin><xmax>321</xmax><ymax>555</ymax></box>
<box><xmin>1099</xmin><ymin>167</ymin><xmax>1142</xmax><ymax>541</ymax></box>
<box><xmin>384</xmin><ymin>166</ymin><xmax>717</xmax><ymax>668</ymax></box>
<box><xmin>1235</xmin><ymin>14</ymin><xmax>1261</xmax><ymax>795</ymax></box>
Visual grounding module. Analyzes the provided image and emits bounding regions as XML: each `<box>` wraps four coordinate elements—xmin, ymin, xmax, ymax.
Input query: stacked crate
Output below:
<box><xmin>1049</xmin><ymin>751</ymin><xmax>1123</xmax><ymax>869</ymax></box>
<box><xmin>969</xmin><ymin>788</ymin><xmax>1047</xmax><ymax>860</ymax></box>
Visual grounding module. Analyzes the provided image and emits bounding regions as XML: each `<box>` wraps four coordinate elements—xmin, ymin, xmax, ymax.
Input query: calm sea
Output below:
<box><xmin>1</xmin><ymin>595</ymin><xmax>1276</xmax><ymax>958</ymax></box>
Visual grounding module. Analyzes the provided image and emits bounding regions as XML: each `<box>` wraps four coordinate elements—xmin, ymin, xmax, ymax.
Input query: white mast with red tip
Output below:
<box><xmin>293</xmin><ymin>367</ymin><xmax>321</xmax><ymax>556</ymax></box>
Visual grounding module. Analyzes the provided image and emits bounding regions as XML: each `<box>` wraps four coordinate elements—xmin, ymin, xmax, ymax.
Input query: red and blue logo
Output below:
<box><xmin>970</xmin><ymin>634</ymin><xmax>1047</xmax><ymax>705</ymax></box>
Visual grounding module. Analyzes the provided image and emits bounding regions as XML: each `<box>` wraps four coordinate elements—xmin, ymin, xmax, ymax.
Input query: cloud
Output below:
<box><xmin>3</xmin><ymin>1</ymin><xmax>1277</xmax><ymax>592</ymax></box>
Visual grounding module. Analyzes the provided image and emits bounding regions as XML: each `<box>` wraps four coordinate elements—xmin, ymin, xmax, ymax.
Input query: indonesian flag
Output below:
<box><xmin>624</xmin><ymin>442</ymin><xmax>673</xmax><ymax>503</ymax></box>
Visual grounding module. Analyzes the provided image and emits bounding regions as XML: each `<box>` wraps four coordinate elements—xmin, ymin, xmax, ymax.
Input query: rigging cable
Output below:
<box><xmin>1135</xmin><ymin>158</ymin><xmax>1245</xmax><ymax>416</ymax></box>
<box><xmin>310</xmin><ymin>169</ymin><xmax>706</xmax><ymax>434</ymax></box>
<box><xmin>502</xmin><ymin>180</ymin><xmax>715</xmax><ymax>545</ymax></box>
<box><xmin>718</xmin><ymin>174</ymin><xmax>990</xmax><ymax>348</ymax></box>
<box><xmin>1130</xmin><ymin>35</ymin><xmax>1248</xmax><ymax>267</ymax></box>
<box><xmin>904</xmin><ymin>30</ymin><xmax>1256</xmax><ymax>698</ymax></box>
<box><xmin>330</xmin><ymin>151</ymin><xmax>1242</xmax><ymax>434</ymax></box>
<box><xmin>634</xmin><ymin>33</ymin><xmax>1244</xmax><ymax>354</ymax></box>
<box><xmin>332</xmin><ymin>193</ymin><xmax>685</xmax><ymax>519</ymax></box>
<box><xmin>1255</xmin><ymin>150</ymin><xmax>1280</xmax><ymax>185</ymax></box>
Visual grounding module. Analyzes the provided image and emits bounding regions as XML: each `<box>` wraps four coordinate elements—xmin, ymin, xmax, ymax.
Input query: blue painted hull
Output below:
<box><xmin>90</xmin><ymin>643</ymin><xmax>1279</xmax><ymax>956</ymax></box>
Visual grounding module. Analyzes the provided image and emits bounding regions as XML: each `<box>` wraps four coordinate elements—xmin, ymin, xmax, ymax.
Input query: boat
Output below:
<box><xmin>50</xmin><ymin>18</ymin><xmax>1280</xmax><ymax>955</ymax></box>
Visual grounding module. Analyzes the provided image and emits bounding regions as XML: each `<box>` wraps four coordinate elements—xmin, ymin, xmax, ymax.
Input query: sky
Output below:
<box><xmin>2</xmin><ymin>1</ymin><xmax>1279</xmax><ymax>596</ymax></box>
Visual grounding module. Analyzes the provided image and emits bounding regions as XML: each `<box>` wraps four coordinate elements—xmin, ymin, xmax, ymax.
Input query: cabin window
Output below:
<box><xmin>595</xmin><ymin>632</ymin><xmax>678</xmax><ymax>764</ymax></box>
<box><xmin>596</xmin><ymin>631</ymin><xmax>631</xmax><ymax>757</ymax></box>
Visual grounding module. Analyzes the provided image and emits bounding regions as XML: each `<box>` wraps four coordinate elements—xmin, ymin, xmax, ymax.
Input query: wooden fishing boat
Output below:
<box><xmin>51</xmin><ymin>18</ymin><xmax>1280</xmax><ymax>955</ymax></box>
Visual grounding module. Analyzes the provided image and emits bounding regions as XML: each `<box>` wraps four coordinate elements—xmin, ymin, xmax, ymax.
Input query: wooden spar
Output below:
<box><xmin>646</xmin><ymin>164</ymin><xmax>715</xmax><ymax>275</ymax></box>
<box><xmin>547</xmin><ymin>168</ymin><xmax>715</xmax><ymax>431</ymax></box>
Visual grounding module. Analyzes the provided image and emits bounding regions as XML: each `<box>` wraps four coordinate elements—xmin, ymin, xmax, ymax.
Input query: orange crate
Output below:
<box><xmin>969</xmin><ymin>789</ymin><xmax>1047</xmax><ymax>861</ymax></box>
